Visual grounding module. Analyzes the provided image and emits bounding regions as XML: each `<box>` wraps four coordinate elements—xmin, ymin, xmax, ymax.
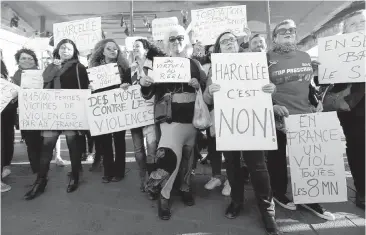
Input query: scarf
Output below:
<box><xmin>12</xmin><ymin>65</ymin><xmax>38</xmax><ymax>86</ymax></box>
<box><xmin>42</xmin><ymin>59</ymin><xmax>79</xmax><ymax>89</ymax></box>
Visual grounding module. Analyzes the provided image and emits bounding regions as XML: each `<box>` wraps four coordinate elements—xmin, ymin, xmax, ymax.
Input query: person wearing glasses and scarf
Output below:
<box><xmin>266</xmin><ymin>19</ymin><xmax>335</xmax><ymax>221</ymax></box>
<box><xmin>140</xmin><ymin>25</ymin><xmax>206</xmax><ymax>220</ymax></box>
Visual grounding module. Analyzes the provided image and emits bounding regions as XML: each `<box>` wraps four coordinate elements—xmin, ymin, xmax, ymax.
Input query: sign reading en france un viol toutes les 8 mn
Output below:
<box><xmin>19</xmin><ymin>89</ymin><xmax>91</xmax><ymax>130</ymax></box>
<box><xmin>211</xmin><ymin>52</ymin><xmax>277</xmax><ymax>151</ymax></box>
<box><xmin>87</xmin><ymin>63</ymin><xmax>121</xmax><ymax>91</ymax></box>
<box><xmin>286</xmin><ymin>112</ymin><xmax>347</xmax><ymax>204</ymax></box>
<box><xmin>318</xmin><ymin>32</ymin><xmax>365</xmax><ymax>84</ymax></box>
<box><xmin>191</xmin><ymin>5</ymin><xmax>247</xmax><ymax>45</ymax></box>
<box><xmin>0</xmin><ymin>79</ymin><xmax>20</xmax><ymax>113</ymax></box>
<box><xmin>53</xmin><ymin>17</ymin><xmax>102</xmax><ymax>52</ymax></box>
<box><xmin>86</xmin><ymin>85</ymin><xmax>154</xmax><ymax>136</ymax></box>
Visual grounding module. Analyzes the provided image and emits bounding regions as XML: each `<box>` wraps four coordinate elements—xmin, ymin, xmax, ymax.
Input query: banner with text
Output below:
<box><xmin>19</xmin><ymin>89</ymin><xmax>91</xmax><ymax>130</ymax></box>
<box><xmin>21</xmin><ymin>70</ymin><xmax>44</xmax><ymax>89</ymax></box>
<box><xmin>211</xmin><ymin>53</ymin><xmax>277</xmax><ymax>151</ymax></box>
<box><xmin>152</xmin><ymin>17</ymin><xmax>179</xmax><ymax>41</ymax></box>
<box><xmin>191</xmin><ymin>5</ymin><xmax>247</xmax><ymax>45</ymax></box>
<box><xmin>0</xmin><ymin>79</ymin><xmax>20</xmax><ymax>113</ymax></box>
<box><xmin>86</xmin><ymin>85</ymin><xmax>154</xmax><ymax>136</ymax></box>
<box><xmin>318</xmin><ymin>32</ymin><xmax>365</xmax><ymax>84</ymax></box>
<box><xmin>87</xmin><ymin>63</ymin><xmax>121</xmax><ymax>91</ymax></box>
<box><xmin>53</xmin><ymin>17</ymin><xmax>102</xmax><ymax>52</ymax></box>
<box><xmin>152</xmin><ymin>57</ymin><xmax>191</xmax><ymax>83</ymax></box>
<box><xmin>286</xmin><ymin>112</ymin><xmax>347</xmax><ymax>204</ymax></box>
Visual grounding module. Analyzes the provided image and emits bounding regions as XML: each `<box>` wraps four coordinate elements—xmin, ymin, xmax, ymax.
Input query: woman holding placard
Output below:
<box><xmin>12</xmin><ymin>48</ymin><xmax>43</xmax><ymax>175</ymax></box>
<box><xmin>24</xmin><ymin>39</ymin><xmax>89</xmax><ymax>200</ymax></box>
<box><xmin>139</xmin><ymin>25</ymin><xmax>206</xmax><ymax>220</ymax></box>
<box><xmin>202</xmin><ymin>31</ymin><xmax>280</xmax><ymax>235</ymax></box>
<box><xmin>88</xmin><ymin>39</ymin><xmax>130</xmax><ymax>183</ymax></box>
<box><xmin>122</xmin><ymin>39</ymin><xmax>165</xmax><ymax>195</ymax></box>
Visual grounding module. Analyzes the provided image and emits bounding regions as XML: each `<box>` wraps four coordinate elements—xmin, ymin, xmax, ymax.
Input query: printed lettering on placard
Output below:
<box><xmin>318</xmin><ymin>32</ymin><xmax>365</xmax><ymax>84</ymax></box>
<box><xmin>211</xmin><ymin>53</ymin><xmax>277</xmax><ymax>151</ymax></box>
<box><xmin>286</xmin><ymin>112</ymin><xmax>347</xmax><ymax>204</ymax></box>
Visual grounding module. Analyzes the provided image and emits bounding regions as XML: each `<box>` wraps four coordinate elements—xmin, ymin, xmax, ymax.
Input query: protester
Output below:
<box><xmin>89</xmin><ymin>38</ymin><xmax>129</xmax><ymax>183</ymax></box>
<box><xmin>24</xmin><ymin>39</ymin><xmax>90</xmax><ymax>200</ymax></box>
<box><xmin>202</xmin><ymin>31</ymin><xmax>279</xmax><ymax>235</ymax></box>
<box><xmin>122</xmin><ymin>39</ymin><xmax>165</xmax><ymax>194</ymax></box>
<box><xmin>140</xmin><ymin>25</ymin><xmax>205</xmax><ymax>220</ymax></box>
<box><xmin>266</xmin><ymin>19</ymin><xmax>335</xmax><ymax>220</ymax></box>
<box><xmin>11</xmin><ymin>48</ymin><xmax>43</xmax><ymax>174</ymax></box>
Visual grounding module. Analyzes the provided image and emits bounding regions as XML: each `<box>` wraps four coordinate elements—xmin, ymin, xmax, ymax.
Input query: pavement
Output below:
<box><xmin>1</xmin><ymin>131</ymin><xmax>365</xmax><ymax>235</ymax></box>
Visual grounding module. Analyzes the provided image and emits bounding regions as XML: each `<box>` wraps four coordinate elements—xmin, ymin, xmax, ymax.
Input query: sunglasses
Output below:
<box><xmin>169</xmin><ymin>35</ymin><xmax>185</xmax><ymax>43</ymax></box>
<box><xmin>219</xmin><ymin>37</ymin><xmax>237</xmax><ymax>45</ymax></box>
<box><xmin>276</xmin><ymin>27</ymin><xmax>297</xmax><ymax>36</ymax></box>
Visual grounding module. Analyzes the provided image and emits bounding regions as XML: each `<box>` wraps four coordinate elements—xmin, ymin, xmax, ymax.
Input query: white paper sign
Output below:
<box><xmin>318</xmin><ymin>32</ymin><xmax>365</xmax><ymax>84</ymax></box>
<box><xmin>0</xmin><ymin>79</ymin><xmax>20</xmax><ymax>113</ymax></box>
<box><xmin>125</xmin><ymin>36</ymin><xmax>147</xmax><ymax>51</ymax></box>
<box><xmin>286</xmin><ymin>112</ymin><xmax>347</xmax><ymax>204</ymax></box>
<box><xmin>152</xmin><ymin>17</ymin><xmax>179</xmax><ymax>41</ymax></box>
<box><xmin>53</xmin><ymin>17</ymin><xmax>102</xmax><ymax>52</ymax></box>
<box><xmin>86</xmin><ymin>85</ymin><xmax>154</xmax><ymax>136</ymax></box>
<box><xmin>87</xmin><ymin>63</ymin><xmax>121</xmax><ymax>91</ymax></box>
<box><xmin>19</xmin><ymin>89</ymin><xmax>91</xmax><ymax>130</ymax></box>
<box><xmin>21</xmin><ymin>70</ymin><xmax>43</xmax><ymax>89</ymax></box>
<box><xmin>191</xmin><ymin>5</ymin><xmax>247</xmax><ymax>45</ymax></box>
<box><xmin>211</xmin><ymin>53</ymin><xmax>277</xmax><ymax>151</ymax></box>
<box><xmin>152</xmin><ymin>57</ymin><xmax>191</xmax><ymax>83</ymax></box>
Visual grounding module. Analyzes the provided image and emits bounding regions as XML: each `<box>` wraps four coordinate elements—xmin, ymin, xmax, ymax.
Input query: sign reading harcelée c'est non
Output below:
<box><xmin>286</xmin><ymin>112</ymin><xmax>347</xmax><ymax>204</ymax></box>
<box><xmin>318</xmin><ymin>32</ymin><xmax>365</xmax><ymax>84</ymax></box>
<box><xmin>191</xmin><ymin>5</ymin><xmax>247</xmax><ymax>45</ymax></box>
<box><xmin>211</xmin><ymin>52</ymin><xmax>277</xmax><ymax>151</ymax></box>
<box><xmin>53</xmin><ymin>17</ymin><xmax>102</xmax><ymax>52</ymax></box>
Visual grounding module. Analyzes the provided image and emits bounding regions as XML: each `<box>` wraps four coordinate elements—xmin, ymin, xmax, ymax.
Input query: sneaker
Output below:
<box><xmin>2</xmin><ymin>166</ymin><xmax>11</xmax><ymax>178</ymax></box>
<box><xmin>55</xmin><ymin>158</ymin><xmax>66</xmax><ymax>167</ymax></box>
<box><xmin>87</xmin><ymin>153</ymin><xmax>95</xmax><ymax>162</ymax></box>
<box><xmin>273</xmin><ymin>194</ymin><xmax>297</xmax><ymax>211</ymax></box>
<box><xmin>222</xmin><ymin>180</ymin><xmax>231</xmax><ymax>196</ymax></box>
<box><xmin>204</xmin><ymin>177</ymin><xmax>222</xmax><ymax>190</ymax></box>
<box><xmin>302</xmin><ymin>203</ymin><xmax>335</xmax><ymax>221</ymax></box>
<box><xmin>1</xmin><ymin>182</ymin><xmax>11</xmax><ymax>193</ymax></box>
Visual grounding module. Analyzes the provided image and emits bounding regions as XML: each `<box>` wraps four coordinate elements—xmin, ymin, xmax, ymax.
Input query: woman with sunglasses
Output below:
<box><xmin>139</xmin><ymin>25</ymin><xmax>206</xmax><ymax>220</ymax></box>
<box><xmin>202</xmin><ymin>31</ymin><xmax>279</xmax><ymax>235</ymax></box>
<box><xmin>266</xmin><ymin>19</ymin><xmax>335</xmax><ymax>221</ymax></box>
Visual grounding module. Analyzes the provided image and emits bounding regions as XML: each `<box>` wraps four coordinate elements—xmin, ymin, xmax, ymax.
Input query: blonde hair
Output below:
<box><xmin>163</xmin><ymin>25</ymin><xmax>192</xmax><ymax>58</ymax></box>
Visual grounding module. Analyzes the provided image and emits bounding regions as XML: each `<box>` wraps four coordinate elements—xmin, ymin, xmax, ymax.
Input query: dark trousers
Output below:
<box><xmin>1</xmin><ymin>109</ymin><xmax>15</xmax><ymax>172</ymax></box>
<box><xmin>39</xmin><ymin>133</ymin><xmax>81</xmax><ymax>181</ymax></box>
<box><xmin>22</xmin><ymin>130</ymin><xmax>42</xmax><ymax>173</ymax></box>
<box><xmin>79</xmin><ymin>131</ymin><xmax>94</xmax><ymax>154</ymax></box>
<box><xmin>224</xmin><ymin>150</ymin><xmax>274</xmax><ymax>216</ymax></box>
<box><xmin>267</xmin><ymin>130</ymin><xmax>288</xmax><ymax>196</ymax></box>
<box><xmin>338</xmin><ymin>112</ymin><xmax>365</xmax><ymax>196</ymax></box>
<box><xmin>207</xmin><ymin>130</ymin><xmax>222</xmax><ymax>177</ymax></box>
<box><xmin>113</xmin><ymin>130</ymin><xmax>126</xmax><ymax>177</ymax></box>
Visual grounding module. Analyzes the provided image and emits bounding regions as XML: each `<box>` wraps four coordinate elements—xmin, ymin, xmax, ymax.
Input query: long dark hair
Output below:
<box><xmin>53</xmin><ymin>39</ymin><xmax>79</xmax><ymax>60</ymax></box>
<box><xmin>213</xmin><ymin>31</ymin><xmax>237</xmax><ymax>53</ymax></box>
<box><xmin>135</xmin><ymin>39</ymin><xmax>166</xmax><ymax>61</ymax></box>
<box><xmin>1</xmin><ymin>59</ymin><xmax>9</xmax><ymax>78</ymax></box>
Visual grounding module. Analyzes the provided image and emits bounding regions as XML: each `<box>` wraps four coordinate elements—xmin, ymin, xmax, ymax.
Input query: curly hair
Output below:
<box><xmin>88</xmin><ymin>39</ymin><xmax>129</xmax><ymax>70</ymax></box>
<box><xmin>134</xmin><ymin>38</ymin><xmax>166</xmax><ymax>61</ymax></box>
<box><xmin>14</xmin><ymin>48</ymin><xmax>39</xmax><ymax>67</ymax></box>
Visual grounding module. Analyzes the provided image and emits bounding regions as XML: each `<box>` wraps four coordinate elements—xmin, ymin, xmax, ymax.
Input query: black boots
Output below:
<box><xmin>262</xmin><ymin>215</ymin><xmax>281</xmax><ymax>235</ymax></box>
<box><xmin>24</xmin><ymin>177</ymin><xmax>48</xmax><ymax>200</ymax></box>
<box><xmin>225</xmin><ymin>201</ymin><xmax>242</xmax><ymax>219</ymax></box>
<box><xmin>67</xmin><ymin>173</ymin><xmax>79</xmax><ymax>193</ymax></box>
<box><xmin>181</xmin><ymin>191</ymin><xmax>195</xmax><ymax>206</ymax></box>
<box><xmin>158</xmin><ymin>194</ymin><xmax>171</xmax><ymax>220</ymax></box>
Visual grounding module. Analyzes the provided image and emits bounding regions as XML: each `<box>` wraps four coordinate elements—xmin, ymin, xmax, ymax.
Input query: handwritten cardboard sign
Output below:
<box><xmin>0</xmin><ymin>79</ymin><xmax>20</xmax><ymax>113</ymax></box>
<box><xmin>211</xmin><ymin>52</ymin><xmax>277</xmax><ymax>151</ymax></box>
<box><xmin>86</xmin><ymin>85</ymin><xmax>154</xmax><ymax>136</ymax></box>
<box><xmin>152</xmin><ymin>57</ymin><xmax>191</xmax><ymax>83</ymax></box>
<box><xmin>53</xmin><ymin>17</ymin><xmax>102</xmax><ymax>52</ymax></box>
<box><xmin>191</xmin><ymin>5</ymin><xmax>247</xmax><ymax>45</ymax></box>
<box><xmin>125</xmin><ymin>36</ymin><xmax>147</xmax><ymax>51</ymax></box>
<box><xmin>286</xmin><ymin>112</ymin><xmax>347</xmax><ymax>204</ymax></box>
<box><xmin>87</xmin><ymin>63</ymin><xmax>121</xmax><ymax>91</ymax></box>
<box><xmin>318</xmin><ymin>32</ymin><xmax>365</xmax><ymax>84</ymax></box>
<box><xmin>152</xmin><ymin>17</ymin><xmax>179</xmax><ymax>41</ymax></box>
<box><xmin>19</xmin><ymin>89</ymin><xmax>91</xmax><ymax>130</ymax></box>
<box><xmin>21</xmin><ymin>70</ymin><xmax>43</xmax><ymax>89</ymax></box>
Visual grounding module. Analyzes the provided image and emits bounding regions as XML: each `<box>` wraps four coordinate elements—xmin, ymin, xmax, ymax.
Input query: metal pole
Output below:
<box><xmin>130</xmin><ymin>0</ymin><xmax>134</xmax><ymax>36</ymax></box>
<box><xmin>265</xmin><ymin>0</ymin><xmax>271</xmax><ymax>48</ymax></box>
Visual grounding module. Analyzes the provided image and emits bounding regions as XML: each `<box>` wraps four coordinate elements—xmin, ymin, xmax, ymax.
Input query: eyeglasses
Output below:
<box><xmin>219</xmin><ymin>37</ymin><xmax>237</xmax><ymax>45</ymax></box>
<box><xmin>19</xmin><ymin>57</ymin><xmax>35</xmax><ymax>61</ymax></box>
<box><xmin>169</xmin><ymin>35</ymin><xmax>184</xmax><ymax>43</ymax></box>
<box><xmin>276</xmin><ymin>27</ymin><xmax>296</xmax><ymax>36</ymax></box>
